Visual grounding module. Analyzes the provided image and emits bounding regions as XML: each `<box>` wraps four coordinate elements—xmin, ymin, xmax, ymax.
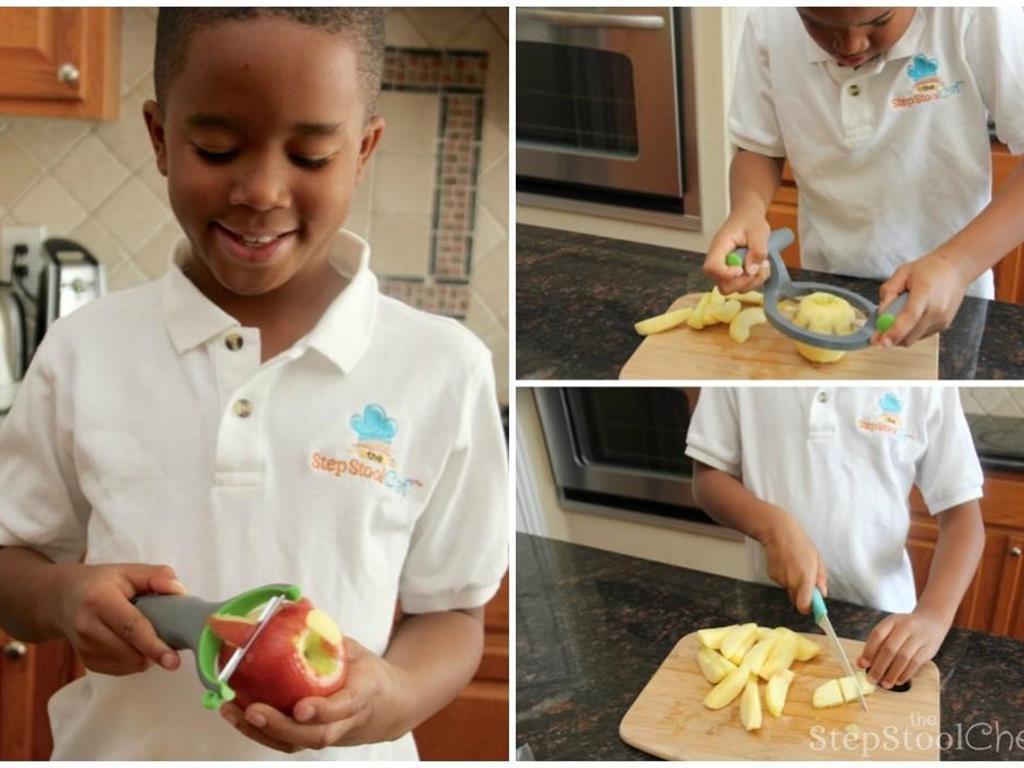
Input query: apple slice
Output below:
<box><xmin>719</xmin><ymin>623</ymin><xmax>758</xmax><ymax>663</ymax></box>
<box><xmin>697</xmin><ymin>624</ymin><xmax>737</xmax><ymax>650</ymax></box>
<box><xmin>839</xmin><ymin>671</ymin><xmax>876</xmax><ymax>700</ymax></box>
<box><xmin>765</xmin><ymin>668</ymin><xmax>795</xmax><ymax>717</ymax></box>
<box><xmin>207</xmin><ymin>613</ymin><xmax>257</xmax><ymax>647</ymax></box>
<box><xmin>794</xmin><ymin>634</ymin><xmax>821</xmax><ymax>661</ymax></box>
<box><xmin>856</xmin><ymin>670</ymin><xmax>876</xmax><ymax>695</ymax></box>
<box><xmin>812</xmin><ymin>679</ymin><xmax>845</xmax><ymax>709</ymax></box>
<box><xmin>740</xmin><ymin>678</ymin><xmax>762</xmax><ymax>731</ymax></box>
<box><xmin>741</xmin><ymin>631</ymin><xmax>778</xmax><ymax>676</ymax></box>
<box><xmin>704</xmin><ymin>663</ymin><xmax>751</xmax><ymax>710</ymax></box>
<box><xmin>697</xmin><ymin>646</ymin><xmax>738</xmax><ymax>684</ymax></box>
<box><xmin>754</xmin><ymin>626</ymin><xmax>774</xmax><ymax>641</ymax></box>
<box><xmin>759</xmin><ymin>629</ymin><xmax>797</xmax><ymax>680</ymax></box>
<box><xmin>727</xmin><ymin>630</ymin><xmax>759</xmax><ymax>665</ymax></box>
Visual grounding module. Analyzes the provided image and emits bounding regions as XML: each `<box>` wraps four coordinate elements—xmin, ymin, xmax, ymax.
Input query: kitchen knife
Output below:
<box><xmin>810</xmin><ymin>586</ymin><xmax>869</xmax><ymax>712</ymax></box>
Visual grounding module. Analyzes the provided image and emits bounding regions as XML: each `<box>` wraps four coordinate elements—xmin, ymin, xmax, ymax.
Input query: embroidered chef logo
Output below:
<box><xmin>857</xmin><ymin>393</ymin><xmax>907</xmax><ymax>439</ymax></box>
<box><xmin>891</xmin><ymin>55</ymin><xmax>963</xmax><ymax>109</ymax></box>
<box><xmin>310</xmin><ymin>404</ymin><xmax>422</xmax><ymax>496</ymax></box>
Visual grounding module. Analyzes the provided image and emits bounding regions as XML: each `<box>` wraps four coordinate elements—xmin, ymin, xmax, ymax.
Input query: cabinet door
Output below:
<box><xmin>0</xmin><ymin>8</ymin><xmax>120</xmax><ymax>120</ymax></box>
<box><xmin>991</xmin><ymin>148</ymin><xmax>1024</xmax><ymax>302</ymax></box>
<box><xmin>0</xmin><ymin>633</ymin><xmax>78</xmax><ymax>760</ymax></box>
<box><xmin>990</xmin><ymin>535</ymin><xmax>1024</xmax><ymax>640</ymax></box>
<box><xmin>413</xmin><ymin>573</ymin><xmax>508</xmax><ymax>760</ymax></box>
<box><xmin>767</xmin><ymin>162</ymin><xmax>801</xmax><ymax>268</ymax></box>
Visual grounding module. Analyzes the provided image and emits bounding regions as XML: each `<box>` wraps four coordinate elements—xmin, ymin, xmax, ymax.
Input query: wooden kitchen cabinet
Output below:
<box><xmin>414</xmin><ymin>572</ymin><xmax>509</xmax><ymax>760</ymax></box>
<box><xmin>907</xmin><ymin>470</ymin><xmax>1024</xmax><ymax>640</ymax></box>
<box><xmin>766</xmin><ymin>145</ymin><xmax>1024</xmax><ymax>302</ymax></box>
<box><xmin>0</xmin><ymin>7</ymin><xmax>121</xmax><ymax>120</ymax></box>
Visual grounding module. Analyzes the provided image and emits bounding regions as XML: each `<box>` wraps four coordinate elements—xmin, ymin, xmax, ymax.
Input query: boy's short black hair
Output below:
<box><xmin>154</xmin><ymin>8</ymin><xmax>386</xmax><ymax>115</ymax></box>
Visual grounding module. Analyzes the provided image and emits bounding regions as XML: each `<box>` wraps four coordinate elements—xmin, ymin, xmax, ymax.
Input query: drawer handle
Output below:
<box><xmin>57</xmin><ymin>63</ymin><xmax>80</xmax><ymax>86</ymax></box>
<box><xmin>1011</xmin><ymin>546</ymin><xmax>1022</xmax><ymax>558</ymax></box>
<box><xmin>3</xmin><ymin>640</ymin><xmax>27</xmax><ymax>659</ymax></box>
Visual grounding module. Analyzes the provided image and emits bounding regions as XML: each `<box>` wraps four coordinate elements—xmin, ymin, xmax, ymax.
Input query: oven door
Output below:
<box><xmin>535</xmin><ymin>387</ymin><xmax>698</xmax><ymax>514</ymax></box>
<box><xmin>516</xmin><ymin>7</ymin><xmax>683</xmax><ymax>200</ymax></box>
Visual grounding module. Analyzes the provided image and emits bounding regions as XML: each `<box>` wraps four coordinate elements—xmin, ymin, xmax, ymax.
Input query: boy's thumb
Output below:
<box><xmin>124</xmin><ymin>564</ymin><xmax>188</xmax><ymax>597</ymax></box>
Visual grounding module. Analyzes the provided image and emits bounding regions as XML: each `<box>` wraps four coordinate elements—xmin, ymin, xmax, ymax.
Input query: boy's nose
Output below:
<box><xmin>228</xmin><ymin>156</ymin><xmax>290</xmax><ymax>211</ymax></box>
<box><xmin>832</xmin><ymin>29</ymin><xmax>870</xmax><ymax>56</ymax></box>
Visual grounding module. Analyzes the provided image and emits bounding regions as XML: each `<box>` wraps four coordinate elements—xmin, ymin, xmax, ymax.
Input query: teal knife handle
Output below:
<box><xmin>810</xmin><ymin>587</ymin><xmax>827</xmax><ymax>623</ymax></box>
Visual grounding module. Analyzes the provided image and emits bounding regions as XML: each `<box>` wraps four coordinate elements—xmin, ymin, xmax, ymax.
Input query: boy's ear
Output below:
<box><xmin>355</xmin><ymin>115</ymin><xmax>385</xmax><ymax>184</ymax></box>
<box><xmin>142</xmin><ymin>100</ymin><xmax>169</xmax><ymax>177</ymax></box>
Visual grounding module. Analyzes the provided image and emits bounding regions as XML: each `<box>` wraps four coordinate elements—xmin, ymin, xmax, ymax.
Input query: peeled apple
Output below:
<box><xmin>792</xmin><ymin>292</ymin><xmax>857</xmax><ymax>363</ymax></box>
<box><xmin>697</xmin><ymin>646</ymin><xmax>738</xmax><ymax>684</ymax></box>
<box><xmin>740</xmin><ymin>678</ymin><xmax>762</xmax><ymax>731</ymax></box>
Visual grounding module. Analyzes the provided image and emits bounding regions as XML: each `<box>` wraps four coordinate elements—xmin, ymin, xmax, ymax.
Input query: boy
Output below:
<box><xmin>0</xmin><ymin>9</ymin><xmax>507</xmax><ymax>760</ymax></box>
<box><xmin>686</xmin><ymin>387</ymin><xmax>984</xmax><ymax>690</ymax></box>
<box><xmin>705</xmin><ymin>8</ymin><xmax>1024</xmax><ymax>349</ymax></box>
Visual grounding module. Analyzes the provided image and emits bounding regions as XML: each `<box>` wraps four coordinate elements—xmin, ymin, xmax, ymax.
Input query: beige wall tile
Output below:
<box><xmin>8</xmin><ymin>118</ymin><xmax>90</xmax><ymax>171</ymax></box>
<box><xmin>134</xmin><ymin>219</ymin><xmax>183</xmax><ymax>279</ymax></box>
<box><xmin>372</xmin><ymin>153</ymin><xmax>436</xmax><ymax>217</ymax></box>
<box><xmin>477</xmin><ymin>156</ymin><xmax>507</xmax><ymax>227</ymax></box>
<box><xmin>0</xmin><ymin>131</ymin><xmax>44</xmax><ymax>208</ymax></box>
<box><xmin>402</xmin><ymin>8</ymin><xmax>480</xmax><ymax>49</ymax></box>
<box><xmin>52</xmin><ymin>135</ymin><xmax>130</xmax><ymax>211</ymax></box>
<box><xmin>106</xmin><ymin>258</ymin><xmax>147</xmax><ymax>293</ymax></box>
<box><xmin>95</xmin><ymin>178</ymin><xmax>169</xmax><ymax>253</ymax></box>
<box><xmin>472</xmin><ymin>240</ymin><xmax>509</xmax><ymax>328</ymax></box>
<box><xmin>384</xmin><ymin>10</ymin><xmax>430</xmax><ymax>47</ymax></box>
<box><xmin>377</xmin><ymin>92</ymin><xmax>441</xmax><ymax>155</ymax></box>
<box><xmin>369</xmin><ymin>212</ymin><xmax>431</xmax><ymax>276</ymax></box>
<box><xmin>96</xmin><ymin>83</ymin><xmax>158</xmax><ymax>172</ymax></box>
<box><xmin>68</xmin><ymin>217</ymin><xmax>131</xmax><ymax>274</ymax></box>
<box><xmin>120</xmin><ymin>8</ymin><xmax>157</xmax><ymax>96</ymax></box>
<box><xmin>12</xmin><ymin>177</ymin><xmax>87</xmax><ymax>233</ymax></box>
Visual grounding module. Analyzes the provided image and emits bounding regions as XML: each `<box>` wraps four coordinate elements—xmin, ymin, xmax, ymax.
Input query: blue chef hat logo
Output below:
<box><xmin>351</xmin><ymin>404</ymin><xmax>398</xmax><ymax>443</ymax></box>
<box><xmin>880</xmin><ymin>393</ymin><xmax>903</xmax><ymax>414</ymax></box>
<box><xmin>907</xmin><ymin>54</ymin><xmax>938</xmax><ymax>82</ymax></box>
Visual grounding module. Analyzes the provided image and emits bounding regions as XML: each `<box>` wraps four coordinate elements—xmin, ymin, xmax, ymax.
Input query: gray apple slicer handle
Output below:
<box><xmin>133</xmin><ymin>583</ymin><xmax>302</xmax><ymax>710</ymax></box>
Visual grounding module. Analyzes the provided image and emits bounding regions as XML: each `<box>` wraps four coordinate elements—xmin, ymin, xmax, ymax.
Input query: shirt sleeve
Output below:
<box><xmin>0</xmin><ymin>336</ymin><xmax>89</xmax><ymax>563</ymax></box>
<box><xmin>685</xmin><ymin>388</ymin><xmax>742</xmax><ymax>476</ymax></box>
<box><xmin>964</xmin><ymin>6</ymin><xmax>1024</xmax><ymax>155</ymax></box>
<box><xmin>729</xmin><ymin>11</ymin><xmax>787</xmax><ymax>158</ymax></box>
<box><xmin>398</xmin><ymin>358</ymin><xmax>508</xmax><ymax>613</ymax></box>
<box><xmin>915</xmin><ymin>389</ymin><xmax>984</xmax><ymax>515</ymax></box>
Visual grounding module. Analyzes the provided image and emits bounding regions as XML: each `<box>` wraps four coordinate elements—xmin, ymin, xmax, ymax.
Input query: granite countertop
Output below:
<box><xmin>517</xmin><ymin>224</ymin><xmax>1024</xmax><ymax>380</ymax></box>
<box><xmin>516</xmin><ymin>533</ymin><xmax>1024</xmax><ymax>761</ymax></box>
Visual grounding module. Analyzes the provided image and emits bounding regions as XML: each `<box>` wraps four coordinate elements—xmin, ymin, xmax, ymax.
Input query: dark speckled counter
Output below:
<box><xmin>517</xmin><ymin>225</ymin><xmax>1024</xmax><ymax>380</ymax></box>
<box><xmin>516</xmin><ymin>533</ymin><xmax>1024</xmax><ymax>761</ymax></box>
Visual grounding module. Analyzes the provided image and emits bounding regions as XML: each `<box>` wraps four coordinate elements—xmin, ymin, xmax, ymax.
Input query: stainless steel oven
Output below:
<box><xmin>535</xmin><ymin>387</ymin><xmax>722</xmax><ymax>529</ymax></box>
<box><xmin>516</xmin><ymin>7</ymin><xmax>700</xmax><ymax>226</ymax></box>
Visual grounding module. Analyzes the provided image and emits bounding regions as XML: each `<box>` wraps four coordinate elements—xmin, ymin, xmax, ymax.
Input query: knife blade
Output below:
<box><xmin>216</xmin><ymin>594</ymin><xmax>286</xmax><ymax>684</ymax></box>
<box><xmin>810</xmin><ymin>587</ymin><xmax>869</xmax><ymax>712</ymax></box>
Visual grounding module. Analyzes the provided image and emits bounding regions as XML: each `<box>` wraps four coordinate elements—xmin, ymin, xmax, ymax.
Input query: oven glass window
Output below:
<box><xmin>517</xmin><ymin>41</ymin><xmax>639</xmax><ymax>157</ymax></box>
<box><xmin>568</xmin><ymin>388</ymin><xmax>690</xmax><ymax>473</ymax></box>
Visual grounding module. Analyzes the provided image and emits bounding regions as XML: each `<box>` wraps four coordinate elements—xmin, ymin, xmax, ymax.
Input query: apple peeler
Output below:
<box><xmin>727</xmin><ymin>227</ymin><xmax>910</xmax><ymax>351</ymax></box>
<box><xmin>134</xmin><ymin>583</ymin><xmax>302</xmax><ymax>710</ymax></box>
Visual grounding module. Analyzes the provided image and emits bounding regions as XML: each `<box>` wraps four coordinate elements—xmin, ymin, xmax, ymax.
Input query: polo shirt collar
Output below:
<box><xmin>803</xmin><ymin>8</ymin><xmax>926</xmax><ymax>66</ymax></box>
<box><xmin>161</xmin><ymin>229</ymin><xmax>378</xmax><ymax>373</ymax></box>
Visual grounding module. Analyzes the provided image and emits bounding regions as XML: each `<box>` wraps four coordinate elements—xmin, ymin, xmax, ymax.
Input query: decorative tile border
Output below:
<box><xmin>379</xmin><ymin>48</ymin><xmax>487</xmax><ymax>319</ymax></box>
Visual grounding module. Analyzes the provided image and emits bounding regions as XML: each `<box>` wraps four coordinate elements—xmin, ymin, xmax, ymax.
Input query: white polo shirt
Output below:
<box><xmin>731</xmin><ymin>7</ymin><xmax>1024</xmax><ymax>299</ymax></box>
<box><xmin>0</xmin><ymin>229</ymin><xmax>508</xmax><ymax>760</ymax></box>
<box><xmin>686</xmin><ymin>388</ymin><xmax>983</xmax><ymax>614</ymax></box>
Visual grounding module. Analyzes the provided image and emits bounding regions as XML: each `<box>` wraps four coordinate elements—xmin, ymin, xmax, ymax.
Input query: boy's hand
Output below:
<box><xmin>760</xmin><ymin>510</ymin><xmax>828</xmax><ymax>614</ymax></box>
<box><xmin>872</xmin><ymin>249</ymin><xmax>972</xmax><ymax>348</ymax></box>
<box><xmin>856</xmin><ymin>608</ymin><xmax>950</xmax><ymax>688</ymax></box>
<box><xmin>220</xmin><ymin>637</ymin><xmax>414</xmax><ymax>753</ymax></box>
<box><xmin>54</xmin><ymin>562</ymin><xmax>188</xmax><ymax>676</ymax></box>
<box><xmin>703</xmin><ymin>207</ymin><xmax>773</xmax><ymax>294</ymax></box>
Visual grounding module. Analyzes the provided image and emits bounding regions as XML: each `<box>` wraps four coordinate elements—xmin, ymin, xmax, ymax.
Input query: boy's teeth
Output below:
<box><xmin>240</xmin><ymin>234</ymin><xmax>277</xmax><ymax>245</ymax></box>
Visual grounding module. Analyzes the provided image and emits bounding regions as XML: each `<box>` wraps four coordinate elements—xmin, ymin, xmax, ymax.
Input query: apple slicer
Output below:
<box><xmin>726</xmin><ymin>227</ymin><xmax>910</xmax><ymax>351</ymax></box>
<box><xmin>134</xmin><ymin>583</ymin><xmax>302</xmax><ymax>709</ymax></box>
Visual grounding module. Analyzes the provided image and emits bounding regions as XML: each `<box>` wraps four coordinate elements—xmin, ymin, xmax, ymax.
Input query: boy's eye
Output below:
<box><xmin>290</xmin><ymin>155</ymin><xmax>333</xmax><ymax>170</ymax></box>
<box><xmin>192</xmin><ymin>146</ymin><xmax>237</xmax><ymax>164</ymax></box>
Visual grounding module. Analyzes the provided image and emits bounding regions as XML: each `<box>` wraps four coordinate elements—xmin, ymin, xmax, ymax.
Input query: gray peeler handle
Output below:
<box><xmin>134</xmin><ymin>595</ymin><xmax>225</xmax><ymax>653</ymax></box>
<box><xmin>730</xmin><ymin>227</ymin><xmax>795</xmax><ymax>261</ymax></box>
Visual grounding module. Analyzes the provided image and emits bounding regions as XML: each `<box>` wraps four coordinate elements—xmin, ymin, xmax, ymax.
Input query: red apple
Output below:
<box><xmin>206</xmin><ymin>598</ymin><xmax>347</xmax><ymax>714</ymax></box>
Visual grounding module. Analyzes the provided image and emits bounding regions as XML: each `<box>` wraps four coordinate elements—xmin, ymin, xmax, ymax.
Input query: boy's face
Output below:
<box><xmin>143</xmin><ymin>18</ymin><xmax>384</xmax><ymax>297</ymax></box>
<box><xmin>797</xmin><ymin>8</ymin><xmax>916</xmax><ymax>69</ymax></box>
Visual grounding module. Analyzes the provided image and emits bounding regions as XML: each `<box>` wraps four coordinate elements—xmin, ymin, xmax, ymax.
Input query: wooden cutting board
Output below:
<box><xmin>620</xmin><ymin>631</ymin><xmax>940</xmax><ymax>761</ymax></box>
<box><xmin>621</xmin><ymin>293</ymin><xmax>939</xmax><ymax>380</ymax></box>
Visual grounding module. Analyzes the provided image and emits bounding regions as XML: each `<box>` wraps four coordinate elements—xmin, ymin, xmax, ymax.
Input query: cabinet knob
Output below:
<box><xmin>3</xmin><ymin>640</ymin><xmax>27</xmax><ymax>659</ymax></box>
<box><xmin>57</xmin><ymin>63</ymin><xmax>80</xmax><ymax>86</ymax></box>
<box><xmin>1011</xmin><ymin>546</ymin><xmax>1022</xmax><ymax>558</ymax></box>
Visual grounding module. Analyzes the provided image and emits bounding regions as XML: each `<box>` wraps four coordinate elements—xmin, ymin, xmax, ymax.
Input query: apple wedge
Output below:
<box><xmin>697</xmin><ymin>646</ymin><xmax>738</xmax><ymax>684</ymax></box>
<box><xmin>727</xmin><ymin>630</ymin><xmax>759</xmax><ymax>665</ymax></box>
<box><xmin>740</xmin><ymin>678</ymin><xmax>762</xmax><ymax>731</ymax></box>
<box><xmin>634</xmin><ymin>307</ymin><xmax>693</xmax><ymax>336</ymax></box>
<box><xmin>719</xmin><ymin>623</ymin><xmax>758</xmax><ymax>663</ymax></box>
<box><xmin>728</xmin><ymin>307</ymin><xmax>767</xmax><ymax>344</ymax></box>
<box><xmin>813</xmin><ymin>672</ymin><xmax>875</xmax><ymax>709</ymax></box>
<box><xmin>765</xmin><ymin>669</ymin><xmax>795</xmax><ymax>717</ymax></box>
<box><xmin>704</xmin><ymin>663</ymin><xmax>751</xmax><ymax>710</ymax></box>
<box><xmin>758</xmin><ymin>628</ymin><xmax>797</xmax><ymax>680</ymax></box>
<box><xmin>709</xmin><ymin>298</ymin><xmax>742</xmax><ymax>324</ymax></box>
<box><xmin>755</xmin><ymin>626</ymin><xmax>774</xmax><ymax>641</ymax></box>
<box><xmin>741</xmin><ymin>631</ymin><xmax>778</xmax><ymax>676</ymax></box>
<box><xmin>794</xmin><ymin>634</ymin><xmax>821</xmax><ymax>662</ymax></box>
<box><xmin>697</xmin><ymin>624</ymin><xmax>737</xmax><ymax>650</ymax></box>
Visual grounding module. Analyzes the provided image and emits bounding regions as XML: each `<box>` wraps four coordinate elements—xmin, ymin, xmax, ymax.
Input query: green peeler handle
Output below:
<box><xmin>810</xmin><ymin>586</ymin><xmax>827</xmax><ymax>623</ymax></box>
<box><xmin>875</xmin><ymin>292</ymin><xmax>909</xmax><ymax>334</ymax></box>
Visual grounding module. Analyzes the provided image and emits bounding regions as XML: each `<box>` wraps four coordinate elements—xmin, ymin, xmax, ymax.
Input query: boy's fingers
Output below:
<box><xmin>867</xmin><ymin>625</ymin><xmax>908</xmax><ymax>685</ymax></box>
<box><xmin>857</xmin><ymin>614</ymin><xmax>895</xmax><ymax>668</ymax></box>
<box><xmin>897</xmin><ymin>647</ymin><xmax>931</xmax><ymax>686</ymax></box>
<box><xmin>744</xmin><ymin>226</ymin><xmax>770</xmax><ymax>274</ymax></box>
<box><xmin>243</xmin><ymin>704</ymin><xmax>336</xmax><ymax>751</ymax></box>
<box><xmin>97</xmin><ymin>597</ymin><xmax>178</xmax><ymax>668</ymax></box>
<box><xmin>794</xmin><ymin>575</ymin><xmax>815</xmax><ymax>615</ymax></box>
<box><xmin>79</xmin><ymin>619</ymin><xmax>150</xmax><ymax>675</ymax></box>
<box><xmin>294</xmin><ymin>691</ymin><xmax>360</xmax><ymax>724</ymax></box>
<box><xmin>876</xmin><ymin>292</ymin><xmax>926</xmax><ymax>348</ymax></box>
<box><xmin>878</xmin><ymin>635</ymin><xmax>917</xmax><ymax>689</ymax></box>
<box><xmin>123</xmin><ymin>564</ymin><xmax>188</xmax><ymax>597</ymax></box>
<box><xmin>704</xmin><ymin>239</ymin><xmax>745</xmax><ymax>280</ymax></box>
<box><xmin>221</xmin><ymin>705</ymin><xmax>297</xmax><ymax>753</ymax></box>
<box><xmin>878</xmin><ymin>266</ymin><xmax>910</xmax><ymax>312</ymax></box>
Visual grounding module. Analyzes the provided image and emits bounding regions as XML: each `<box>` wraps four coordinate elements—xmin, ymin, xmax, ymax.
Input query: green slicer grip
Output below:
<box><xmin>134</xmin><ymin>583</ymin><xmax>302</xmax><ymax>710</ymax></box>
<box><xmin>810</xmin><ymin>586</ymin><xmax>827</xmax><ymax>624</ymax></box>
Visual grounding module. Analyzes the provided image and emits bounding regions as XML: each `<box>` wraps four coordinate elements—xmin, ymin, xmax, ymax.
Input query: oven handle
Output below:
<box><xmin>517</xmin><ymin>9</ymin><xmax>665</xmax><ymax>30</ymax></box>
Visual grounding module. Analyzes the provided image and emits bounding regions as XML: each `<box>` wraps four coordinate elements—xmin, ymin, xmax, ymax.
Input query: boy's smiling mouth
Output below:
<box><xmin>213</xmin><ymin>221</ymin><xmax>299</xmax><ymax>264</ymax></box>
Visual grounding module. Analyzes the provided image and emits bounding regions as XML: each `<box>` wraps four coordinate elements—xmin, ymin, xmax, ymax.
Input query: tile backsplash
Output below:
<box><xmin>962</xmin><ymin>388</ymin><xmax>1024</xmax><ymax>418</ymax></box>
<box><xmin>0</xmin><ymin>7</ymin><xmax>509</xmax><ymax>402</ymax></box>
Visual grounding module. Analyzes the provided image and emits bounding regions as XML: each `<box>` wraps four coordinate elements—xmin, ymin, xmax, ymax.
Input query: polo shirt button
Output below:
<box><xmin>849</xmin><ymin>84</ymin><xmax>861</xmax><ymax>96</ymax></box>
<box><xmin>818</xmin><ymin>392</ymin><xmax>829</xmax><ymax>404</ymax></box>
<box><xmin>233</xmin><ymin>399</ymin><xmax>253</xmax><ymax>418</ymax></box>
<box><xmin>225</xmin><ymin>333</ymin><xmax>243</xmax><ymax>351</ymax></box>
